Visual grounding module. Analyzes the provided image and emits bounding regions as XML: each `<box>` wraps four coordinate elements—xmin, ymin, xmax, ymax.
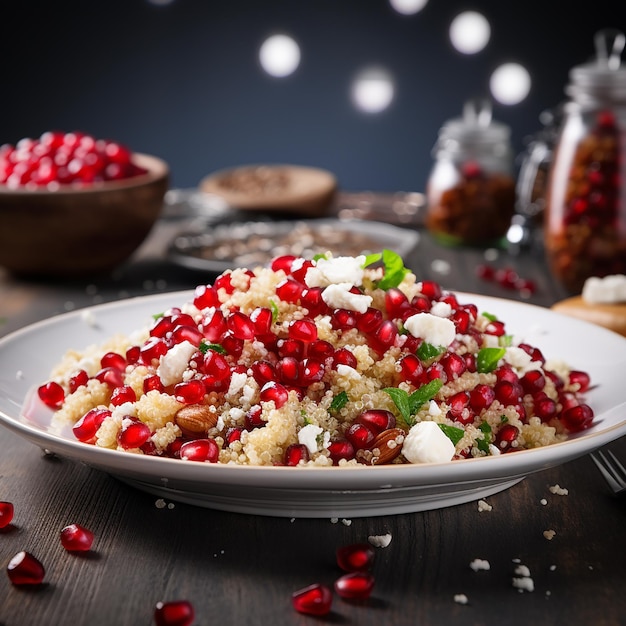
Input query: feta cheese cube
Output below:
<box><xmin>157</xmin><ymin>340</ymin><xmax>197</xmax><ymax>387</ymax></box>
<box><xmin>402</xmin><ymin>421</ymin><xmax>455</xmax><ymax>464</ymax></box>
<box><xmin>404</xmin><ymin>313</ymin><xmax>456</xmax><ymax>347</ymax></box>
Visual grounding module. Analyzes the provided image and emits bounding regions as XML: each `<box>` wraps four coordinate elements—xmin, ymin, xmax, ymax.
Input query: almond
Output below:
<box><xmin>368</xmin><ymin>427</ymin><xmax>405</xmax><ymax>465</ymax></box>
<box><xmin>175</xmin><ymin>404</ymin><xmax>218</xmax><ymax>438</ymax></box>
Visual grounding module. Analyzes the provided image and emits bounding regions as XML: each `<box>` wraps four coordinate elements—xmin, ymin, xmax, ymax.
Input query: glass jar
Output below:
<box><xmin>425</xmin><ymin>99</ymin><xmax>516</xmax><ymax>246</ymax></box>
<box><xmin>544</xmin><ymin>30</ymin><xmax>626</xmax><ymax>293</ymax></box>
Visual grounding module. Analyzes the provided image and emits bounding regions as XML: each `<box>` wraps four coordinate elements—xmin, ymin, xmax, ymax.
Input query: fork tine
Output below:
<box><xmin>591</xmin><ymin>451</ymin><xmax>626</xmax><ymax>494</ymax></box>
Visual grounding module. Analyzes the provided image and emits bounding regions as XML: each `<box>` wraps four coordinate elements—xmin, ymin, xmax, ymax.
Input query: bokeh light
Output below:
<box><xmin>351</xmin><ymin>67</ymin><xmax>395</xmax><ymax>114</ymax></box>
<box><xmin>490</xmin><ymin>63</ymin><xmax>532</xmax><ymax>105</ymax></box>
<box><xmin>146</xmin><ymin>0</ymin><xmax>176</xmax><ymax>6</ymax></box>
<box><xmin>389</xmin><ymin>0</ymin><xmax>429</xmax><ymax>16</ymax></box>
<box><xmin>259</xmin><ymin>34</ymin><xmax>301</xmax><ymax>78</ymax></box>
<box><xmin>449</xmin><ymin>11</ymin><xmax>491</xmax><ymax>54</ymax></box>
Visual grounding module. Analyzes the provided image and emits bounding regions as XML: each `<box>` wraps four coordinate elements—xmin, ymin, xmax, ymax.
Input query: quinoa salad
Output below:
<box><xmin>37</xmin><ymin>250</ymin><xmax>595</xmax><ymax>467</ymax></box>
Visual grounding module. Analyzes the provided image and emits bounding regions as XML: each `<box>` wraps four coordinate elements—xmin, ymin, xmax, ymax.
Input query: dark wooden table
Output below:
<box><xmin>1</xmin><ymin>195</ymin><xmax>625</xmax><ymax>626</ymax></box>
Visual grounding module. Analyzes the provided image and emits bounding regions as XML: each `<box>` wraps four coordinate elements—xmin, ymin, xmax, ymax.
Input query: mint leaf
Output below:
<box><xmin>417</xmin><ymin>342</ymin><xmax>444</xmax><ymax>361</ymax></box>
<box><xmin>438</xmin><ymin>423</ymin><xmax>464</xmax><ymax>446</ymax></box>
<box><xmin>477</xmin><ymin>347</ymin><xmax>506</xmax><ymax>373</ymax></box>
<box><xmin>477</xmin><ymin>421</ymin><xmax>492</xmax><ymax>453</ymax></box>
<box><xmin>329</xmin><ymin>391</ymin><xmax>349</xmax><ymax>413</ymax></box>
<box><xmin>363</xmin><ymin>253</ymin><xmax>382</xmax><ymax>267</ymax></box>
<box><xmin>408</xmin><ymin>379</ymin><xmax>443</xmax><ymax>414</ymax></box>
<box><xmin>199</xmin><ymin>341</ymin><xmax>227</xmax><ymax>355</ymax></box>
<box><xmin>268</xmin><ymin>299</ymin><xmax>279</xmax><ymax>322</ymax></box>
<box><xmin>377</xmin><ymin>249</ymin><xmax>409</xmax><ymax>290</ymax></box>
<box><xmin>481</xmin><ymin>311</ymin><xmax>498</xmax><ymax>322</ymax></box>
<box><xmin>498</xmin><ymin>334</ymin><xmax>513</xmax><ymax>347</ymax></box>
<box><xmin>383</xmin><ymin>387</ymin><xmax>411</xmax><ymax>424</ymax></box>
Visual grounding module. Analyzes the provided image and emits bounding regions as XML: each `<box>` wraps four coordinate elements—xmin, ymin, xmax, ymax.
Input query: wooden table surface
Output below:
<box><xmin>0</xmin><ymin>195</ymin><xmax>625</xmax><ymax>626</ymax></box>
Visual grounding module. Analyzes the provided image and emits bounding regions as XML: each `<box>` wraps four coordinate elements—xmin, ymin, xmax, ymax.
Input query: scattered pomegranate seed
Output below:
<box><xmin>193</xmin><ymin>284</ymin><xmax>219</xmax><ymax>309</ymax></box>
<box><xmin>0</xmin><ymin>501</ymin><xmax>14</xmax><ymax>528</ymax></box>
<box><xmin>569</xmin><ymin>370</ymin><xmax>591</xmax><ymax>393</ymax></box>
<box><xmin>154</xmin><ymin>600</ymin><xmax>195</xmax><ymax>626</ymax></box>
<box><xmin>68</xmin><ymin>369</ymin><xmax>89</xmax><ymax>393</ymax></box>
<box><xmin>60</xmin><ymin>524</ymin><xmax>94</xmax><ymax>552</ymax></box>
<box><xmin>475</xmin><ymin>263</ymin><xmax>538</xmax><ymax>297</ymax></box>
<box><xmin>292</xmin><ymin>583</ymin><xmax>333</xmax><ymax>616</ymax></box>
<box><xmin>73</xmin><ymin>408</ymin><xmax>111</xmax><ymax>443</ymax></box>
<box><xmin>334</xmin><ymin>572</ymin><xmax>375</xmax><ymax>600</ymax></box>
<box><xmin>283</xmin><ymin>443</ymin><xmax>310</xmax><ymax>466</ymax></box>
<box><xmin>260</xmin><ymin>381</ymin><xmax>289</xmax><ymax>409</ymax></box>
<box><xmin>336</xmin><ymin>543</ymin><xmax>375</xmax><ymax>572</ymax></box>
<box><xmin>37</xmin><ymin>381</ymin><xmax>65</xmax><ymax>409</ymax></box>
<box><xmin>179</xmin><ymin>438</ymin><xmax>220</xmax><ymax>462</ymax></box>
<box><xmin>118</xmin><ymin>418</ymin><xmax>151</xmax><ymax>449</ymax></box>
<box><xmin>561</xmin><ymin>404</ymin><xmax>594</xmax><ymax>432</ymax></box>
<box><xmin>6</xmin><ymin>551</ymin><xmax>45</xmax><ymax>586</ymax></box>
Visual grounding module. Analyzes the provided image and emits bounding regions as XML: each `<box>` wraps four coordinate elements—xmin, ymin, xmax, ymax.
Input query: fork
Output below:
<box><xmin>590</xmin><ymin>449</ymin><xmax>626</xmax><ymax>496</ymax></box>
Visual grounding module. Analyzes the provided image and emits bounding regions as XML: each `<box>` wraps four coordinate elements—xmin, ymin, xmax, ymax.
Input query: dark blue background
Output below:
<box><xmin>2</xmin><ymin>0</ymin><xmax>623</xmax><ymax>192</ymax></box>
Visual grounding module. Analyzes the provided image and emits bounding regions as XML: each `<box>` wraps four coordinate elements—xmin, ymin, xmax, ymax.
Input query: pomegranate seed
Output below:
<box><xmin>250</xmin><ymin>307</ymin><xmax>273</xmax><ymax>335</ymax></box>
<box><xmin>202</xmin><ymin>350</ymin><xmax>230</xmax><ymax>381</ymax></box>
<box><xmin>260</xmin><ymin>381</ymin><xmax>289</xmax><ymax>408</ymax></box>
<box><xmin>355</xmin><ymin>410</ymin><xmax>396</xmax><ymax>435</ymax></box>
<box><xmin>356</xmin><ymin>307</ymin><xmax>383</xmax><ymax>334</ymax></box>
<box><xmin>110</xmin><ymin>385</ymin><xmax>137</xmax><ymax>406</ymax></box>
<box><xmin>345</xmin><ymin>422</ymin><xmax>375</xmax><ymax>450</ymax></box>
<box><xmin>245</xmin><ymin>405</ymin><xmax>265</xmax><ymax>430</ymax></box>
<box><xmin>333</xmin><ymin>348</ymin><xmax>358</xmax><ymax>370</ymax></box>
<box><xmin>332</xmin><ymin>308</ymin><xmax>358</xmax><ymax>331</ymax></box>
<box><xmin>37</xmin><ymin>381</ymin><xmax>65</xmax><ymax>409</ymax></box>
<box><xmin>180</xmin><ymin>438</ymin><xmax>220</xmax><ymax>462</ymax></box>
<box><xmin>534</xmin><ymin>395</ymin><xmax>557</xmax><ymax>421</ymax></box>
<box><xmin>193</xmin><ymin>284</ymin><xmax>219</xmax><ymax>309</ymax></box>
<box><xmin>117</xmin><ymin>418</ymin><xmax>151</xmax><ymax>449</ymax></box>
<box><xmin>440</xmin><ymin>352</ymin><xmax>466</xmax><ymax>380</ymax></box>
<box><xmin>100</xmin><ymin>351</ymin><xmax>127</xmax><ymax>371</ymax></box>
<box><xmin>60</xmin><ymin>523</ymin><xmax>94</xmax><ymax>552</ymax></box>
<box><xmin>151</xmin><ymin>316</ymin><xmax>175</xmax><ymax>338</ymax></box>
<box><xmin>214</xmin><ymin>273</ymin><xmax>235</xmax><ymax>294</ymax></box>
<box><xmin>308</xmin><ymin>339</ymin><xmax>334</xmax><ymax>360</ymax></box>
<box><xmin>385</xmin><ymin>288</ymin><xmax>411</xmax><ymax>318</ymax></box>
<box><xmin>418</xmin><ymin>280</ymin><xmax>442</xmax><ymax>300</ymax></box>
<box><xmin>171</xmin><ymin>324</ymin><xmax>203</xmax><ymax>346</ymax></box>
<box><xmin>227</xmin><ymin>311</ymin><xmax>256</xmax><ymax>340</ymax></box>
<box><xmin>284</xmin><ymin>443</ymin><xmax>310</xmax><ymax>466</ymax></box>
<box><xmin>7</xmin><ymin>551</ymin><xmax>45</xmax><ymax>586</ymax></box>
<box><xmin>495</xmin><ymin>364</ymin><xmax>518</xmax><ymax>384</ymax></box>
<box><xmin>154</xmin><ymin>600</ymin><xmax>195</xmax><ymax>626</ymax></box>
<box><xmin>140</xmin><ymin>337</ymin><xmax>169</xmax><ymax>364</ymax></box>
<box><xmin>301</xmin><ymin>287</ymin><xmax>327</xmax><ymax>316</ymax></box>
<box><xmin>225</xmin><ymin>426</ymin><xmax>244</xmax><ymax>445</ymax></box>
<box><xmin>143</xmin><ymin>375</ymin><xmax>165</xmax><ymax>394</ymax></box>
<box><xmin>276</xmin><ymin>357</ymin><xmax>300</xmax><ymax>385</ymax></box>
<box><xmin>328</xmin><ymin>439</ymin><xmax>356</xmax><ymax>464</ymax></box>
<box><xmin>447</xmin><ymin>391</ymin><xmax>475</xmax><ymax>424</ymax></box>
<box><xmin>495</xmin><ymin>267</ymin><xmax>519</xmax><ymax>290</ymax></box>
<box><xmin>73</xmin><ymin>408</ymin><xmax>111</xmax><ymax>443</ymax></box>
<box><xmin>271</xmin><ymin>254</ymin><xmax>297</xmax><ymax>273</ymax></box>
<box><xmin>299</xmin><ymin>358</ymin><xmax>325</xmax><ymax>385</ymax></box>
<box><xmin>372</xmin><ymin>320</ymin><xmax>398</xmax><ymax>351</ymax></box>
<box><xmin>95</xmin><ymin>366</ymin><xmax>125</xmax><ymax>387</ymax></box>
<box><xmin>336</xmin><ymin>543</ymin><xmax>375</xmax><ymax>572</ymax></box>
<box><xmin>569</xmin><ymin>370</ymin><xmax>591</xmax><ymax>393</ymax></box>
<box><xmin>484</xmin><ymin>320</ymin><xmax>506</xmax><ymax>336</ymax></box>
<box><xmin>520</xmin><ymin>370</ymin><xmax>546</xmax><ymax>395</ymax></box>
<box><xmin>399</xmin><ymin>353</ymin><xmax>424</xmax><ymax>385</ymax></box>
<box><xmin>277</xmin><ymin>338</ymin><xmax>305</xmax><ymax>360</ymax></box>
<box><xmin>494</xmin><ymin>380</ymin><xmax>523</xmax><ymax>405</ymax></box>
<box><xmin>450</xmin><ymin>309</ymin><xmax>471</xmax><ymax>333</ymax></box>
<box><xmin>202</xmin><ymin>309</ymin><xmax>227</xmax><ymax>342</ymax></box>
<box><xmin>275</xmin><ymin>278</ymin><xmax>304</xmax><ymax>303</ymax></box>
<box><xmin>174</xmin><ymin>380</ymin><xmax>206</xmax><ymax>404</ymax></box>
<box><xmin>0</xmin><ymin>501</ymin><xmax>14</xmax><ymax>528</ymax></box>
<box><xmin>411</xmin><ymin>294</ymin><xmax>431</xmax><ymax>311</ymax></box>
<box><xmin>292</xmin><ymin>583</ymin><xmax>333</xmax><ymax>616</ymax></box>
<box><xmin>334</xmin><ymin>572</ymin><xmax>375</xmax><ymax>600</ymax></box>
<box><xmin>250</xmin><ymin>360</ymin><xmax>276</xmax><ymax>386</ymax></box>
<box><xmin>68</xmin><ymin>369</ymin><xmax>89</xmax><ymax>393</ymax></box>
<box><xmin>289</xmin><ymin>319</ymin><xmax>318</xmax><ymax>343</ymax></box>
<box><xmin>495</xmin><ymin>424</ymin><xmax>519</xmax><ymax>452</ymax></box>
<box><xmin>561</xmin><ymin>404</ymin><xmax>594</xmax><ymax>432</ymax></box>
<box><xmin>517</xmin><ymin>343</ymin><xmax>545</xmax><ymax>364</ymax></box>
<box><xmin>468</xmin><ymin>384</ymin><xmax>495</xmax><ymax>412</ymax></box>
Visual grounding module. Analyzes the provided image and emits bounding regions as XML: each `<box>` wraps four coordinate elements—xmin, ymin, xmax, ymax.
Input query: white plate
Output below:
<box><xmin>167</xmin><ymin>218</ymin><xmax>419</xmax><ymax>274</ymax></box>
<box><xmin>0</xmin><ymin>292</ymin><xmax>625</xmax><ymax>518</ymax></box>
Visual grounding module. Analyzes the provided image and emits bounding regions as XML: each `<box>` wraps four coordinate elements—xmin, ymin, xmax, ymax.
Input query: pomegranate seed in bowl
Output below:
<box><xmin>37</xmin><ymin>250</ymin><xmax>596</xmax><ymax>467</ymax></box>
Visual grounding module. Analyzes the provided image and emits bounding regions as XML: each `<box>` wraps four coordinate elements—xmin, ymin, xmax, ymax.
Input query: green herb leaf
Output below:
<box><xmin>498</xmin><ymin>334</ymin><xmax>513</xmax><ymax>347</ymax></box>
<box><xmin>416</xmin><ymin>342</ymin><xmax>444</xmax><ymax>361</ymax></box>
<box><xmin>377</xmin><ymin>249</ymin><xmax>409</xmax><ymax>290</ymax></box>
<box><xmin>268</xmin><ymin>299</ymin><xmax>279</xmax><ymax>322</ymax></box>
<box><xmin>199</xmin><ymin>341</ymin><xmax>227</xmax><ymax>355</ymax></box>
<box><xmin>481</xmin><ymin>311</ymin><xmax>498</xmax><ymax>322</ymax></box>
<box><xmin>313</xmin><ymin>252</ymin><xmax>329</xmax><ymax>262</ymax></box>
<box><xmin>408</xmin><ymin>379</ymin><xmax>443</xmax><ymax>415</ymax></box>
<box><xmin>477</xmin><ymin>421</ymin><xmax>492</xmax><ymax>453</ymax></box>
<box><xmin>438</xmin><ymin>423</ymin><xmax>464</xmax><ymax>446</ymax></box>
<box><xmin>152</xmin><ymin>312</ymin><xmax>164</xmax><ymax>320</ymax></box>
<box><xmin>329</xmin><ymin>391</ymin><xmax>349</xmax><ymax>413</ymax></box>
<box><xmin>363</xmin><ymin>253</ymin><xmax>382</xmax><ymax>268</ymax></box>
<box><xmin>383</xmin><ymin>387</ymin><xmax>412</xmax><ymax>424</ymax></box>
<box><xmin>476</xmin><ymin>347</ymin><xmax>506</xmax><ymax>373</ymax></box>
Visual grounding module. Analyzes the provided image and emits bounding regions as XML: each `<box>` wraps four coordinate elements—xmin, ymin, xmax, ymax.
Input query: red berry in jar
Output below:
<box><xmin>0</xmin><ymin>131</ymin><xmax>147</xmax><ymax>188</ymax></box>
<box><xmin>60</xmin><ymin>523</ymin><xmax>94</xmax><ymax>552</ymax></box>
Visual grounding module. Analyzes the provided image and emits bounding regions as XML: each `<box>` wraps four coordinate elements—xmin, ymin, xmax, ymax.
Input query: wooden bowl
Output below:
<box><xmin>0</xmin><ymin>153</ymin><xmax>169</xmax><ymax>278</ymax></box>
<box><xmin>199</xmin><ymin>164</ymin><xmax>337</xmax><ymax>216</ymax></box>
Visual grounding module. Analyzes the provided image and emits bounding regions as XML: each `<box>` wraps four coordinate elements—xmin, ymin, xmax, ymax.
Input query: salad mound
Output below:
<box><xmin>38</xmin><ymin>251</ymin><xmax>594</xmax><ymax>466</ymax></box>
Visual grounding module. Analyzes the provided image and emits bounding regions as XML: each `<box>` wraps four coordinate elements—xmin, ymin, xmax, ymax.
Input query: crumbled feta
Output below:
<box><xmin>368</xmin><ymin>533</ymin><xmax>392</xmax><ymax>548</ymax></box>
<box><xmin>404</xmin><ymin>313</ymin><xmax>456</xmax><ymax>347</ymax></box>
<box><xmin>514</xmin><ymin>564</ymin><xmax>531</xmax><ymax>577</ymax></box>
<box><xmin>549</xmin><ymin>484</ymin><xmax>569</xmax><ymax>496</ymax></box>
<box><xmin>428</xmin><ymin>400</ymin><xmax>442</xmax><ymax>417</ymax></box>
<box><xmin>469</xmin><ymin>558</ymin><xmax>491</xmax><ymax>572</ymax></box>
<box><xmin>80</xmin><ymin>309</ymin><xmax>98</xmax><ymax>327</ymax></box>
<box><xmin>430</xmin><ymin>301</ymin><xmax>452</xmax><ymax>318</ymax></box>
<box><xmin>305</xmin><ymin>255</ymin><xmax>366</xmax><ymax>287</ymax></box>
<box><xmin>582</xmin><ymin>274</ymin><xmax>626</xmax><ymax>304</ymax></box>
<box><xmin>321</xmin><ymin>283</ymin><xmax>373</xmax><ymax>313</ymax></box>
<box><xmin>512</xmin><ymin>576</ymin><xmax>534</xmax><ymax>592</ymax></box>
<box><xmin>543</xmin><ymin>530</ymin><xmax>556</xmax><ymax>540</ymax></box>
<box><xmin>336</xmin><ymin>364</ymin><xmax>361</xmax><ymax>380</ymax></box>
<box><xmin>298</xmin><ymin>424</ymin><xmax>323</xmax><ymax>454</ymax></box>
<box><xmin>453</xmin><ymin>594</ymin><xmax>469</xmax><ymax>605</ymax></box>
<box><xmin>227</xmin><ymin>371</ymin><xmax>248</xmax><ymax>397</ymax></box>
<box><xmin>402</xmin><ymin>421</ymin><xmax>455</xmax><ymax>464</ymax></box>
<box><xmin>477</xmin><ymin>499</ymin><xmax>492</xmax><ymax>512</ymax></box>
<box><xmin>504</xmin><ymin>346</ymin><xmax>541</xmax><ymax>374</ymax></box>
<box><xmin>157</xmin><ymin>340</ymin><xmax>197</xmax><ymax>387</ymax></box>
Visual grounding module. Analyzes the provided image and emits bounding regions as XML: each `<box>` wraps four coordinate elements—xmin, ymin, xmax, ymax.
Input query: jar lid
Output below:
<box><xmin>567</xmin><ymin>29</ymin><xmax>626</xmax><ymax>98</ymax></box>
<box><xmin>437</xmin><ymin>99</ymin><xmax>511</xmax><ymax>148</ymax></box>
